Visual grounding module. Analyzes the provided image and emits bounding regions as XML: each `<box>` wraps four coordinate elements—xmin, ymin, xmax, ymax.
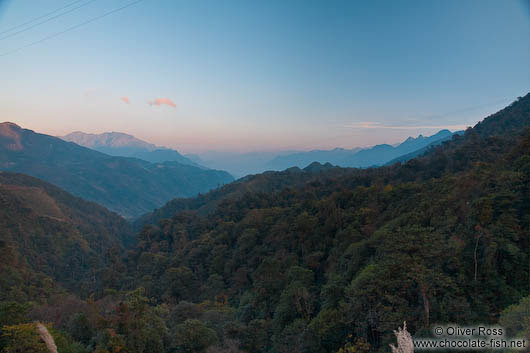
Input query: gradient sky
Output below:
<box><xmin>0</xmin><ymin>0</ymin><xmax>529</xmax><ymax>152</ymax></box>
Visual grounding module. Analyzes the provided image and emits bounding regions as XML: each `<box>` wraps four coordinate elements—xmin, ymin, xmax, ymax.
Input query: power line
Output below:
<box><xmin>0</xmin><ymin>0</ymin><xmax>145</xmax><ymax>58</ymax></box>
<box><xmin>0</xmin><ymin>0</ymin><xmax>99</xmax><ymax>41</ymax></box>
<box><xmin>0</xmin><ymin>0</ymin><xmax>85</xmax><ymax>36</ymax></box>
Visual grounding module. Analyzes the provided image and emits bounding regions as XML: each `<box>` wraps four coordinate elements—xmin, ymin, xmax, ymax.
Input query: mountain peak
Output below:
<box><xmin>0</xmin><ymin>122</ymin><xmax>23</xmax><ymax>151</ymax></box>
<box><xmin>61</xmin><ymin>131</ymin><xmax>202</xmax><ymax>167</ymax></box>
<box><xmin>303</xmin><ymin>161</ymin><xmax>335</xmax><ymax>172</ymax></box>
<box><xmin>63</xmin><ymin>131</ymin><xmax>157</xmax><ymax>150</ymax></box>
<box><xmin>0</xmin><ymin>122</ymin><xmax>21</xmax><ymax>130</ymax></box>
<box><xmin>397</xmin><ymin>129</ymin><xmax>452</xmax><ymax>149</ymax></box>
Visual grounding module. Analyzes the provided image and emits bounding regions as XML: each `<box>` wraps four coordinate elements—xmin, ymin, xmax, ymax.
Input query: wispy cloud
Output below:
<box><xmin>120</xmin><ymin>96</ymin><xmax>130</xmax><ymax>104</ymax></box>
<box><xmin>343</xmin><ymin>122</ymin><xmax>470</xmax><ymax>130</ymax></box>
<box><xmin>148</xmin><ymin>97</ymin><xmax>176</xmax><ymax>108</ymax></box>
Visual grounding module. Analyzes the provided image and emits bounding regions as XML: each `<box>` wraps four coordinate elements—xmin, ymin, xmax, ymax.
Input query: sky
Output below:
<box><xmin>0</xmin><ymin>0</ymin><xmax>529</xmax><ymax>153</ymax></box>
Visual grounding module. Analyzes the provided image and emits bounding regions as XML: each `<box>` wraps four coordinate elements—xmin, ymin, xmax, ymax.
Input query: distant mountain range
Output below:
<box><xmin>62</xmin><ymin>131</ymin><xmax>201</xmax><ymax>167</ymax></box>
<box><xmin>184</xmin><ymin>150</ymin><xmax>298</xmax><ymax>179</ymax></box>
<box><xmin>190</xmin><ymin>130</ymin><xmax>461</xmax><ymax>177</ymax></box>
<box><xmin>0</xmin><ymin>123</ymin><xmax>233</xmax><ymax>218</ymax></box>
<box><xmin>266</xmin><ymin>129</ymin><xmax>460</xmax><ymax>170</ymax></box>
<box><xmin>263</xmin><ymin>147</ymin><xmax>363</xmax><ymax>171</ymax></box>
<box><xmin>62</xmin><ymin>129</ymin><xmax>461</xmax><ymax>179</ymax></box>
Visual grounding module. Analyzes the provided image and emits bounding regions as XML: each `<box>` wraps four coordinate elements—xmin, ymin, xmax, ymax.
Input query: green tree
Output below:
<box><xmin>0</xmin><ymin>302</ymin><xmax>30</xmax><ymax>328</ymax></box>
<box><xmin>112</xmin><ymin>288</ymin><xmax>168</xmax><ymax>353</ymax></box>
<box><xmin>1</xmin><ymin>323</ymin><xmax>47</xmax><ymax>353</ymax></box>
<box><xmin>499</xmin><ymin>295</ymin><xmax>530</xmax><ymax>342</ymax></box>
<box><xmin>172</xmin><ymin>319</ymin><xmax>218</xmax><ymax>353</ymax></box>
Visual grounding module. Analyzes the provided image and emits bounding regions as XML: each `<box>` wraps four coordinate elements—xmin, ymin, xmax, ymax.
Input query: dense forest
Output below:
<box><xmin>0</xmin><ymin>95</ymin><xmax>529</xmax><ymax>352</ymax></box>
<box><xmin>0</xmin><ymin>172</ymin><xmax>131</xmax><ymax>301</ymax></box>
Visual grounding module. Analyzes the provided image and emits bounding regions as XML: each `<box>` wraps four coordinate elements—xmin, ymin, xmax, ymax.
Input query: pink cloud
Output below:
<box><xmin>149</xmin><ymin>97</ymin><xmax>176</xmax><ymax>108</ymax></box>
<box><xmin>121</xmin><ymin>96</ymin><xmax>130</xmax><ymax>104</ymax></box>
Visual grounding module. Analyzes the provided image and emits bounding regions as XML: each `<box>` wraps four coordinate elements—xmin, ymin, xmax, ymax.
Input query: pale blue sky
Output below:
<box><xmin>0</xmin><ymin>0</ymin><xmax>528</xmax><ymax>152</ymax></box>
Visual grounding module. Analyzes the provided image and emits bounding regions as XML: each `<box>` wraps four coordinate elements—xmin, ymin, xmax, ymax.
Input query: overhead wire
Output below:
<box><xmin>0</xmin><ymin>0</ymin><xmax>86</xmax><ymax>35</ymax></box>
<box><xmin>0</xmin><ymin>0</ymin><xmax>100</xmax><ymax>41</ymax></box>
<box><xmin>0</xmin><ymin>0</ymin><xmax>144</xmax><ymax>58</ymax></box>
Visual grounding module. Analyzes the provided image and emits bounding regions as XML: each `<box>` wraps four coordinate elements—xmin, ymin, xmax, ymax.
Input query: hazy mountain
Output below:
<box><xmin>191</xmin><ymin>131</ymin><xmax>458</xmax><ymax>178</ymax></box>
<box><xmin>266</xmin><ymin>129</ymin><xmax>456</xmax><ymax>170</ymax></box>
<box><xmin>183</xmin><ymin>152</ymin><xmax>206</xmax><ymax>165</ymax></box>
<box><xmin>385</xmin><ymin>130</ymin><xmax>464</xmax><ymax>165</ymax></box>
<box><xmin>0</xmin><ymin>123</ymin><xmax>233</xmax><ymax>218</ymax></box>
<box><xmin>264</xmin><ymin>147</ymin><xmax>362</xmax><ymax>171</ymax></box>
<box><xmin>62</xmin><ymin>131</ymin><xmax>201</xmax><ymax>166</ymax></box>
<box><xmin>188</xmin><ymin>150</ymin><xmax>298</xmax><ymax>178</ymax></box>
<box><xmin>62</xmin><ymin>131</ymin><xmax>156</xmax><ymax>150</ymax></box>
<box><xmin>0</xmin><ymin>171</ymin><xmax>131</xmax><ymax>299</ymax></box>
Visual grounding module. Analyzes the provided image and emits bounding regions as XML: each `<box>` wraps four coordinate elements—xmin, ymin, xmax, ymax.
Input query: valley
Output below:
<box><xmin>1</xmin><ymin>1</ymin><xmax>528</xmax><ymax>351</ymax></box>
<box><xmin>0</xmin><ymin>95</ymin><xmax>528</xmax><ymax>352</ymax></box>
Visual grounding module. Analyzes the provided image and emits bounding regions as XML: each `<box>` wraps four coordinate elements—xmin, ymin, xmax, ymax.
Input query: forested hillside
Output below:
<box><xmin>0</xmin><ymin>172</ymin><xmax>131</xmax><ymax>301</ymax></box>
<box><xmin>134</xmin><ymin>162</ymin><xmax>346</xmax><ymax>230</ymax></box>
<box><xmin>118</xmin><ymin>96</ymin><xmax>529</xmax><ymax>352</ymax></box>
<box><xmin>0</xmin><ymin>95</ymin><xmax>528</xmax><ymax>353</ymax></box>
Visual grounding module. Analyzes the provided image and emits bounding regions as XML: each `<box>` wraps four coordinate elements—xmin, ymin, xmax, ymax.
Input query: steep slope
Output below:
<box><xmin>0</xmin><ymin>124</ymin><xmax>234</xmax><ymax>218</ymax></box>
<box><xmin>0</xmin><ymin>172</ymin><xmax>131</xmax><ymax>300</ymax></box>
<box><xmin>265</xmin><ymin>129</ymin><xmax>455</xmax><ymax>170</ymax></box>
<box><xmin>62</xmin><ymin>131</ymin><xmax>201</xmax><ymax>166</ymax></box>
<box><xmin>127</xmin><ymin>94</ymin><xmax>530</xmax><ymax>352</ymax></box>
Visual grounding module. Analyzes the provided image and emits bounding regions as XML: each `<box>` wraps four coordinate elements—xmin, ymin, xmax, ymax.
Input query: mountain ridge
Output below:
<box><xmin>185</xmin><ymin>130</ymin><xmax>459</xmax><ymax>178</ymax></box>
<box><xmin>62</xmin><ymin>131</ymin><xmax>157</xmax><ymax>150</ymax></box>
<box><xmin>266</xmin><ymin>129</ymin><xmax>456</xmax><ymax>170</ymax></box>
<box><xmin>62</xmin><ymin>131</ymin><xmax>201</xmax><ymax>167</ymax></box>
<box><xmin>0</xmin><ymin>123</ymin><xmax>234</xmax><ymax>218</ymax></box>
